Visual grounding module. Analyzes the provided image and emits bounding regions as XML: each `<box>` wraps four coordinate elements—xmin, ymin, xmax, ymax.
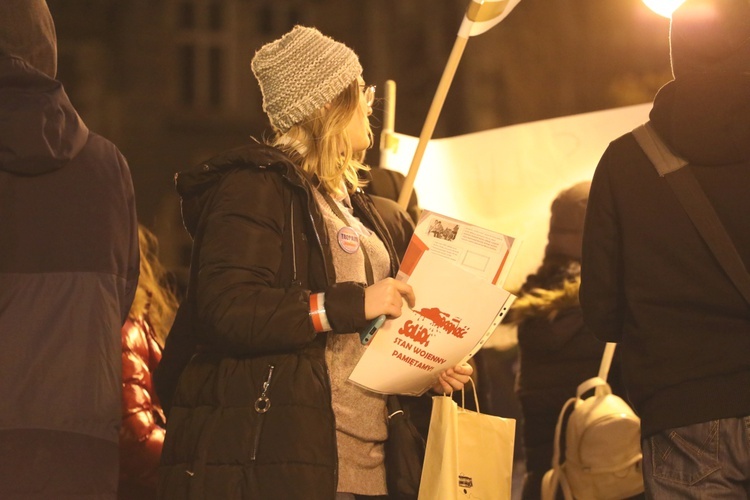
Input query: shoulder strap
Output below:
<box><xmin>631</xmin><ymin>122</ymin><xmax>688</xmax><ymax>175</ymax></box>
<box><xmin>632</xmin><ymin>122</ymin><xmax>750</xmax><ymax>306</ymax></box>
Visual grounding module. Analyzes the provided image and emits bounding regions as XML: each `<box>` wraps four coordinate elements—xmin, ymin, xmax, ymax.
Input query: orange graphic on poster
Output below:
<box><xmin>397</xmin><ymin>306</ymin><xmax>470</xmax><ymax>348</ymax></box>
<box><xmin>414</xmin><ymin>307</ymin><xmax>469</xmax><ymax>339</ymax></box>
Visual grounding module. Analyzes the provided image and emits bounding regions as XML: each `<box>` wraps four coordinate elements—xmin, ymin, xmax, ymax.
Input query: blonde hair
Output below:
<box><xmin>271</xmin><ymin>80</ymin><xmax>372</xmax><ymax>197</ymax></box>
<box><xmin>130</xmin><ymin>224</ymin><xmax>179</xmax><ymax>346</ymax></box>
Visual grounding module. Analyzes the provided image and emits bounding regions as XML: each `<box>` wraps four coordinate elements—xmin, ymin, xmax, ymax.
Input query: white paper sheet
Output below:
<box><xmin>349</xmin><ymin>251</ymin><xmax>514</xmax><ymax>395</ymax></box>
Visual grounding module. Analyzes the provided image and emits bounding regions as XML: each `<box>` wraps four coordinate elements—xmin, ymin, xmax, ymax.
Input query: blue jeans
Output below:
<box><xmin>641</xmin><ymin>416</ymin><xmax>750</xmax><ymax>499</ymax></box>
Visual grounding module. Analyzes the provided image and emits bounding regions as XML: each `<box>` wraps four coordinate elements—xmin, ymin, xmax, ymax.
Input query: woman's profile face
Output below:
<box><xmin>345</xmin><ymin>77</ymin><xmax>373</xmax><ymax>153</ymax></box>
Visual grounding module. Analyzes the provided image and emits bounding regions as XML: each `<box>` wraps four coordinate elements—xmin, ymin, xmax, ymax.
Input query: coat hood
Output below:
<box><xmin>175</xmin><ymin>142</ymin><xmax>301</xmax><ymax>237</ymax></box>
<box><xmin>0</xmin><ymin>56</ymin><xmax>89</xmax><ymax>175</ymax></box>
<box><xmin>0</xmin><ymin>0</ymin><xmax>57</xmax><ymax>79</ymax></box>
<box><xmin>509</xmin><ymin>277</ymin><xmax>581</xmax><ymax>323</ymax></box>
<box><xmin>650</xmin><ymin>72</ymin><xmax>750</xmax><ymax>165</ymax></box>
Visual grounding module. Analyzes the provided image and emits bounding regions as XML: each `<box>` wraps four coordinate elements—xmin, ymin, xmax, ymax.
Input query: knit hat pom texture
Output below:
<box><xmin>251</xmin><ymin>26</ymin><xmax>363</xmax><ymax>133</ymax></box>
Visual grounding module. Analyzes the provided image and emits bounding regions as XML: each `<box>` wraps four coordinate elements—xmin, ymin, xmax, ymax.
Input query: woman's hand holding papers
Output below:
<box><xmin>364</xmin><ymin>278</ymin><xmax>415</xmax><ymax>320</ymax></box>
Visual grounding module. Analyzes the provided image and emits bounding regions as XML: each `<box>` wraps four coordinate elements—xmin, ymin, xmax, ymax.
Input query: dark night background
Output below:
<box><xmin>46</xmin><ymin>0</ymin><xmax>672</xmax><ymax>274</ymax></box>
<box><xmin>40</xmin><ymin>4</ymin><xmax>675</xmax><ymax>490</ymax></box>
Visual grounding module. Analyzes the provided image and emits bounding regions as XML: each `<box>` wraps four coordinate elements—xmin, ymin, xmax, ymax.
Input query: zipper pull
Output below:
<box><xmin>254</xmin><ymin>365</ymin><xmax>275</xmax><ymax>413</ymax></box>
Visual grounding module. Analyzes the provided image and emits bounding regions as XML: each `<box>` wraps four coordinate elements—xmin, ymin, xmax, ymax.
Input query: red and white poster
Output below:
<box><xmin>349</xmin><ymin>211</ymin><xmax>518</xmax><ymax>395</ymax></box>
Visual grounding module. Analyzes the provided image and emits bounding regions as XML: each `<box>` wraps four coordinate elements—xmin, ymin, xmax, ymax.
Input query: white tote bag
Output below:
<box><xmin>418</xmin><ymin>380</ymin><xmax>516</xmax><ymax>500</ymax></box>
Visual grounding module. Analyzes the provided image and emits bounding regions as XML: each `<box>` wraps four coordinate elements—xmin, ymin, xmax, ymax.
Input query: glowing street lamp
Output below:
<box><xmin>642</xmin><ymin>0</ymin><xmax>686</xmax><ymax>18</ymax></box>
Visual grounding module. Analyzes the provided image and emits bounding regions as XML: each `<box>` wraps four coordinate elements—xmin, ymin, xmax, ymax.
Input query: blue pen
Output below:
<box><xmin>359</xmin><ymin>314</ymin><xmax>386</xmax><ymax>345</ymax></box>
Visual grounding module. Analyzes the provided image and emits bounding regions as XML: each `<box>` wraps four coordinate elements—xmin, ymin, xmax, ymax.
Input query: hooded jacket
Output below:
<box><xmin>580</xmin><ymin>70</ymin><xmax>750</xmax><ymax>437</ymax></box>
<box><xmin>0</xmin><ymin>51</ymin><xmax>139</xmax><ymax>497</ymax></box>
<box><xmin>158</xmin><ymin>142</ymin><xmax>401</xmax><ymax>499</ymax></box>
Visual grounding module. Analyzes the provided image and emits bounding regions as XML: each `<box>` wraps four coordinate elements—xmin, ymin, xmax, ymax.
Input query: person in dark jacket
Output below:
<box><xmin>0</xmin><ymin>1</ymin><xmax>140</xmax><ymax>498</ymax></box>
<box><xmin>509</xmin><ymin>181</ymin><xmax>630</xmax><ymax>500</ymax></box>
<box><xmin>362</xmin><ymin>168</ymin><xmax>421</xmax><ymax>225</ymax></box>
<box><xmin>580</xmin><ymin>0</ymin><xmax>750</xmax><ymax>497</ymax></box>
<box><xmin>158</xmin><ymin>25</ymin><xmax>472</xmax><ymax>500</ymax></box>
<box><xmin>120</xmin><ymin>225</ymin><xmax>178</xmax><ymax>500</ymax></box>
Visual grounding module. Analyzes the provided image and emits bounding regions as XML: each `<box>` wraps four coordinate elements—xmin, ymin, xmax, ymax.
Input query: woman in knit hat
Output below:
<box><xmin>158</xmin><ymin>26</ymin><xmax>472</xmax><ymax>500</ymax></box>
<box><xmin>506</xmin><ymin>181</ymin><xmax>634</xmax><ymax>500</ymax></box>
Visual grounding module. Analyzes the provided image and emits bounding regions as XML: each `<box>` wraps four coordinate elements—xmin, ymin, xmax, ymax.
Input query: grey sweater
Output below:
<box><xmin>314</xmin><ymin>187</ymin><xmax>391</xmax><ymax>496</ymax></box>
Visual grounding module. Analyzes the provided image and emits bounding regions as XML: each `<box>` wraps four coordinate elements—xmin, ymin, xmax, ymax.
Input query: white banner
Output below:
<box><xmin>381</xmin><ymin>103</ymin><xmax>651</xmax><ymax>292</ymax></box>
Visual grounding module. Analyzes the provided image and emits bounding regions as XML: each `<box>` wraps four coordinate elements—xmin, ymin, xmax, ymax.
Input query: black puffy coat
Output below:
<box><xmin>159</xmin><ymin>142</ymin><xmax>400</xmax><ymax>499</ymax></box>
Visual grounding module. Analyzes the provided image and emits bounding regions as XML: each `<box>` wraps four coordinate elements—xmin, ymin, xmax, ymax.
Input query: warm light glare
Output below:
<box><xmin>643</xmin><ymin>0</ymin><xmax>686</xmax><ymax>18</ymax></box>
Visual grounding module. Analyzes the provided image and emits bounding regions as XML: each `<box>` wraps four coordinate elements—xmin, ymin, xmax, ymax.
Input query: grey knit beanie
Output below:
<box><xmin>545</xmin><ymin>180</ymin><xmax>591</xmax><ymax>261</ymax></box>
<box><xmin>251</xmin><ymin>26</ymin><xmax>363</xmax><ymax>133</ymax></box>
<box><xmin>0</xmin><ymin>0</ymin><xmax>57</xmax><ymax>78</ymax></box>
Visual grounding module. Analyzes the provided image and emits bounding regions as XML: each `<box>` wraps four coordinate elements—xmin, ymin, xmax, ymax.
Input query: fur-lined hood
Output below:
<box><xmin>508</xmin><ymin>276</ymin><xmax>580</xmax><ymax>324</ymax></box>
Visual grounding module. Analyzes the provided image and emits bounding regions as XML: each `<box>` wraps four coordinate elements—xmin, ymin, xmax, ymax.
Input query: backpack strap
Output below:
<box><xmin>597</xmin><ymin>343</ymin><xmax>616</xmax><ymax>383</ymax></box>
<box><xmin>576</xmin><ymin>376</ymin><xmax>611</xmax><ymax>399</ymax></box>
<box><xmin>632</xmin><ymin>122</ymin><xmax>750</xmax><ymax>306</ymax></box>
<box><xmin>545</xmin><ymin>396</ymin><xmax>577</xmax><ymax>500</ymax></box>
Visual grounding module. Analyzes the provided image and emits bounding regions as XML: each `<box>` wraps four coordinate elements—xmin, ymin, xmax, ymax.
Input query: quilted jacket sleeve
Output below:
<box><xmin>120</xmin><ymin>317</ymin><xmax>165</xmax><ymax>492</ymax></box>
<box><xmin>195</xmin><ymin>168</ymin><xmax>366</xmax><ymax>355</ymax></box>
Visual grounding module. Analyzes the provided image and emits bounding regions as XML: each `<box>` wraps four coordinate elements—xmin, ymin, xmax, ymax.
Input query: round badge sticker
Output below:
<box><xmin>337</xmin><ymin>226</ymin><xmax>360</xmax><ymax>254</ymax></box>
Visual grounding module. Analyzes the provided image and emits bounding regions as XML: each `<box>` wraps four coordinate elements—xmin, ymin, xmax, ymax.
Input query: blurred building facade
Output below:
<box><xmin>47</xmin><ymin>0</ymin><xmax>672</xmax><ymax>277</ymax></box>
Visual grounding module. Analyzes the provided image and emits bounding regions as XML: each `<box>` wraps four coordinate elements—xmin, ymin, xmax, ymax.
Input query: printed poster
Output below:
<box><xmin>408</xmin><ymin>211</ymin><xmax>520</xmax><ymax>286</ymax></box>
<box><xmin>349</xmin><ymin>223</ymin><xmax>516</xmax><ymax>395</ymax></box>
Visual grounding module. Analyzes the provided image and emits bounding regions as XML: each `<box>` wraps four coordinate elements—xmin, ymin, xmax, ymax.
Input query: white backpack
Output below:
<box><xmin>541</xmin><ymin>343</ymin><xmax>644</xmax><ymax>500</ymax></box>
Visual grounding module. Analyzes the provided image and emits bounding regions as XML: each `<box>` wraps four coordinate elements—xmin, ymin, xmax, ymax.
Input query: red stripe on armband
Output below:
<box><xmin>309</xmin><ymin>292</ymin><xmax>331</xmax><ymax>333</ymax></box>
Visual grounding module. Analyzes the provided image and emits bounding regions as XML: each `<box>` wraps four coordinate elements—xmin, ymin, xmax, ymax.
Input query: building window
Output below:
<box><xmin>257</xmin><ymin>2</ymin><xmax>305</xmax><ymax>35</ymax></box>
<box><xmin>179</xmin><ymin>45</ymin><xmax>196</xmax><ymax>105</ymax></box>
<box><xmin>208</xmin><ymin>46</ymin><xmax>222</xmax><ymax>107</ymax></box>
<box><xmin>173</xmin><ymin>0</ymin><xmax>234</xmax><ymax>112</ymax></box>
<box><xmin>208</xmin><ymin>1</ymin><xmax>223</xmax><ymax>31</ymax></box>
<box><xmin>179</xmin><ymin>2</ymin><xmax>195</xmax><ymax>29</ymax></box>
<box><xmin>259</xmin><ymin>4</ymin><xmax>273</xmax><ymax>35</ymax></box>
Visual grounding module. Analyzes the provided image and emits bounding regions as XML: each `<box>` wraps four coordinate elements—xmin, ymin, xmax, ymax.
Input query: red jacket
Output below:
<box><xmin>120</xmin><ymin>316</ymin><xmax>166</xmax><ymax>499</ymax></box>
